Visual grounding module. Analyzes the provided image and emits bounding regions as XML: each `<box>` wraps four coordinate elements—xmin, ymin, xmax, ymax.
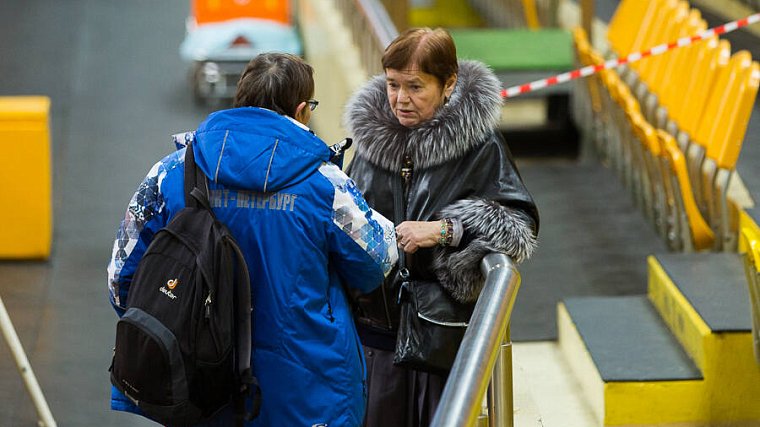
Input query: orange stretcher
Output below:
<box><xmin>190</xmin><ymin>0</ymin><xmax>291</xmax><ymax>28</ymax></box>
<box><xmin>182</xmin><ymin>0</ymin><xmax>301</xmax><ymax>106</ymax></box>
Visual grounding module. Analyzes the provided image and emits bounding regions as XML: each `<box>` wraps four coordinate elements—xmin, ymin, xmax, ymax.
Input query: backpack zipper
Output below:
<box><xmin>204</xmin><ymin>293</ymin><xmax>212</xmax><ymax>318</ymax></box>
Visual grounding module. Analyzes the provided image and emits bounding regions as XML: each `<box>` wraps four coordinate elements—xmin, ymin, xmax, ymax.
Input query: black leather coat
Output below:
<box><xmin>343</xmin><ymin>61</ymin><xmax>539</xmax><ymax>349</ymax></box>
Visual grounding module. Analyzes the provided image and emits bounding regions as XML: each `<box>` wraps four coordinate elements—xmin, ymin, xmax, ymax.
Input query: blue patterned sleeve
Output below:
<box><xmin>319</xmin><ymin>163</ymin><xmax>398</xmax><ymax>291</ymax></box>
<box><xmin>106</xmin><ymin>152</ymin><xmax>181</xmax><ymax>315</ymax></box>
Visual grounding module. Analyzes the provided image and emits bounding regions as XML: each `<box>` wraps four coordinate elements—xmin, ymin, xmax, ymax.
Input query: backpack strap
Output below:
<box><xmin>185</xmin><ymin>142</ymin><xmax>260</xmax><ymax>423</ymax></box>
<box><xmin>229</xmin><ymin>241</ymin><xmax>261</xmax><ymax>423</ymax></box>
<box><xmin>184</xmin><ymin>142</ymin><xmax>212</xmax><ymax>211</ymax></box>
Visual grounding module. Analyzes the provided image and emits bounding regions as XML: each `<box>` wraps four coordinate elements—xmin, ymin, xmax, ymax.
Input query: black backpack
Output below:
<box><xmin>110</xmin><ymin>143</ymin><xmax>260</xmax><ymax>426</ymax></box>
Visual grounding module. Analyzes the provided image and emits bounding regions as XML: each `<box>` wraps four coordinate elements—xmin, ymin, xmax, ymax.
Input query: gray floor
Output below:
<box><xmin>0</xmin><ymin>1</ymin><xmax>205</xmax><ymax>425</ymax></box>
<box><xmin>0</xmin><ymin>0</ymin><xmax>757</xmax><ymax>425</ymax></box>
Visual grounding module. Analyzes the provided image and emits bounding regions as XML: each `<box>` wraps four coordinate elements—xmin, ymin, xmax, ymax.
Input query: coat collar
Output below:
<box><xmin>343</xmin><ymin>60</ymin><xmax>503</xmax><ymax>171</ymax></box>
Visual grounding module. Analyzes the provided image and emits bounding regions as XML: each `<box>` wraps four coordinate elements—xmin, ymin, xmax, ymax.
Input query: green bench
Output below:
<box><xmin>451</xmin><ymin>28</ymin><xmax>574</xmax><ymax>95</ymax></box>
<box><xmin>451</xmin><ymin>28</ymin><xmax>577</xmax><ymax>156</ymax></box>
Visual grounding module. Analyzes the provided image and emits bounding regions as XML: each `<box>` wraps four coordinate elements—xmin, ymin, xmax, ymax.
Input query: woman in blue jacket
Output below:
<box><xmin>107</xmin><ymin>53</ymin><xmax>398</xmax><ymax>426</ymax></box>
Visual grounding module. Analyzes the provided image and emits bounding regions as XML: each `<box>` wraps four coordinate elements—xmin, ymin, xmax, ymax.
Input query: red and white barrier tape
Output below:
<box><xmin>500</xmin><ymin>12</ymin><xmax>760</xmax><ymax>99</ymax></box>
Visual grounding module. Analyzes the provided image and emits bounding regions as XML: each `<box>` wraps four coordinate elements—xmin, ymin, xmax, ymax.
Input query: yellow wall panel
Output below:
<box><xmin>0</xmin><ymin>96</ymin><xmax>52</xmax><ymax>259</ymax></box>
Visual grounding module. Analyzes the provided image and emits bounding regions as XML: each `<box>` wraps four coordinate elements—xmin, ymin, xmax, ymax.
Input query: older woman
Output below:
<box><xmin>344</xmin><ymin>27</ymin><xmax>540</xmax><ymax>426</ymax></box>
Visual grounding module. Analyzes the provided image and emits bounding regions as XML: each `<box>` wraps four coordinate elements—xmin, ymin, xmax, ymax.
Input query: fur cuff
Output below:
<box><xmin>433</xmin><ymin>199</ymin><xmax>538</xmax><ymax>303</ymax></box>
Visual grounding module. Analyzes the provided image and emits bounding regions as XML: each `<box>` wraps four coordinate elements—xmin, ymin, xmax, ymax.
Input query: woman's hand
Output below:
<box><xmin>395</xmin><ymin>221</ymin><xmax>441</xmax><ymax>253</ymax></box>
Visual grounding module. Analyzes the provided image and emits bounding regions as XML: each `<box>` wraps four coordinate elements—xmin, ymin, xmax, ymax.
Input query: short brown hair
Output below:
<box><xmin>233</xmin><ymin>53</ymin><xmax>314</xmax><ymax>116</ymax></box>
<box><xmin>381</xmin><ymin>27</ymin><xmax>458</xmax><ymax>86</ymax></box>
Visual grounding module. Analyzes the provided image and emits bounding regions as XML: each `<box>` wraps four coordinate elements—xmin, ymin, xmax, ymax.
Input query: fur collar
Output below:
<box><xmin>343</xmin><ymin>60</ymin><xmax>503</xmax><ymax>171</ymax></box>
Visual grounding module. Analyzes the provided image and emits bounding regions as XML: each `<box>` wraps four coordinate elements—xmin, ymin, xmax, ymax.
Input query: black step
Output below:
<box><xmin>656</xmin><ymin>253</ymin><xmax>751</xmax><ymax>333</ymax></box>
<box><xmin>564</xmin><ymin>295</ymin><xmax>702</xmax><ymax>382</ymax></box>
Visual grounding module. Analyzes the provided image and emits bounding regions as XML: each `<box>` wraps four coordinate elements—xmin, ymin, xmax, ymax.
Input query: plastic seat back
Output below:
<box><xmin>608</xmin><ymin>0</ymin><xmax>651</xmax><ymax>55</ymax></box>
<box><xmin>636</xmin><ymin>0</ymin><xmax>686</xmax><ymax>85</ymax></box>
<box><xmin>664</xmin><ymin>37</ymin><xmax>720</xmax><ymax>132</ymax></box>
<box><xmin>631</xmin><ymin>110</ymin><xmax>660</xmax><ymax>157</ymax></box>
<box><xmin>678</xmin><ymin>39</ymin><xmax>731</xmax><ymax>140</ymax></box>
<box><xmin>574</xmin><ymin>28</ymin><xmax>606</xmax><ymax>114</ymax></box>
<box><xmin>573</xmin><ymin>27</ymin><xmax>592</xmax><ymax>65</ymax></box>
<box><xmin>609</xmin><ymin>0</ymin><xmax>665</xmax><ymax>56</ymax></box>
<box><xmin>658</xmin><ymin>130</ymin><xmax>715</xmax><ymax>250</ymax></box>
<box><xmin>706</xmin><ymin>59</ymin><xmax>759</xmax><ymax>170</ymax></box>
<box><xmin>656</xmin><ymin>9</ymin><xmax>706</xmax><ymax>110</ymax></box>
<box><xmin>694</xmin><ymin>51</ymin><xmax>753</xmax><ymax>166</ymax></box>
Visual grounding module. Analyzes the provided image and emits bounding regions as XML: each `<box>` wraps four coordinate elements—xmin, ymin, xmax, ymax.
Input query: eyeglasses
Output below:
<box><xmin>306</xmin><ymin>99</ymin><xmax>319</xmax><ymax>111</ymax></box>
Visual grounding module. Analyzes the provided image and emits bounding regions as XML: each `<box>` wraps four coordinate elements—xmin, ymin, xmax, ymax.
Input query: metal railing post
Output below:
<box><xmin>431</xmin><ymin>253</ymin><xmax>521</xmax><ymax>427</ymax></box>
<box><xmin>487</xmin><ymin>325</ymin><xmax>513</xmax><ymax>427</ymax></box>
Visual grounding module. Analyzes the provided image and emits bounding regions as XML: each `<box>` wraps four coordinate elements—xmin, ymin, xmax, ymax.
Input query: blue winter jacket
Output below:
<box><xmin>107</xmin><ymin>107</ymin><xmax>398</xmax><ymax>426</ymax></box>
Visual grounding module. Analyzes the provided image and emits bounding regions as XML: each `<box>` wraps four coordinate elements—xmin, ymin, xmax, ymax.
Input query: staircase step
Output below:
<box><xmin>647</xmin><ymin>253</ymin><xmax>751</xmax><ymax>372</ymax></box>
<box><xmin>563</xmin><ymin>296</ymin><xmax>702</xmax><ymax>381</ymax></box>
<box><xmin>652</xmin><ymin>253</ymin><xmax>750</xmax><ymax>333</ymax></box>
<box><xmin>645</xmin><ymin>253</ymin><xmax>760</xmax><ymax>424</ymax></box>
<box><xmin>558</xmin><ymin>296</ymin><xmax>703</xmax><ymax>426</ymax></box>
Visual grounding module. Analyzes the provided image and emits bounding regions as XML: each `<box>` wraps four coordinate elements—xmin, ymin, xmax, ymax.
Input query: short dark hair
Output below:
<box><xmin>381</xmin><ymin>27</ymin><xmax>458</xmax><ymax>86</ymax></box>
<box><xmin>233</xmin><ymin>53</ymin><xmax>314</xmax><ymax>117</ymax></box>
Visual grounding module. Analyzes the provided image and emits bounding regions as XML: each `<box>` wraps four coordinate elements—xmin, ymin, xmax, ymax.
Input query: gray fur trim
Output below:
<box><xmin>433</xmin><ymin>198</ymin><xmax>538</xmax><ymax>303</ymax></box>
<box><xmin>343</xmin><ymin>60</ymin><xmax>503</xmax><ymax>171</ymax></box>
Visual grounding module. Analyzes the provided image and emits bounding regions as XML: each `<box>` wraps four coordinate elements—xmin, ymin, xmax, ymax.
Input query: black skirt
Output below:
<box><xmin>362</xmin><ymin>345</ymin><xmax>448</xmax><ymax>427</ymax></box>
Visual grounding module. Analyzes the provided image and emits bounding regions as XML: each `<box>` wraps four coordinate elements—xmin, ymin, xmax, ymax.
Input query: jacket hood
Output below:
<box><xmin>192</xmin><ymin>107</ymin><xmax>330</xmax><ymax>192</ymax></box>
<box><xmin>343</xmin><ymin>60</ymin><xmax>503</xmax><ymax>171</ymax></box>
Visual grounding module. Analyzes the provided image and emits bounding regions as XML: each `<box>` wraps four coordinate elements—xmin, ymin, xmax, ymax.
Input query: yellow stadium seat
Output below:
<box><xmin>608</xmin><ymin>0</ymin><xmax>665</xmax><ymax>56</ymax></box>
<box><xmin>636</xmin><ymin>0</ymin><xmax>687</xmax><ymax>89</ymax></box>
<box><xmin>698</xmin><ymin>55</ymin><xmax>759</xmax><ymax>250</ymax></box>
<box><xmin>607</xmin><ymin>0</ymin><xmax>645</xmax><ymax>55</ymax></box>
<box><xmin>653</xmin><ymin>9</ymin><xmax>704</xmax><ymax>112</ymax></box>
<box><xmin>631</xmin><ymin>109</ymin><xmax>660</xmax><ymax>157</ymax></box>
<box><xmin>521</xmin><ymin>0</ymin><xmax>540</xmax><ymax>29</ymax></box>
<box><xmin>677</xmin><ymin>39</ymin><xmax>731</xmax><ymax>212</ymax></box>
<box><xmin>739</xmin><ymin>212</ymin><xmax>760</xmax><ymax>252</ymax></box>
<box><xmin>630</xmin><ymin>109</ymin><xmax>668</xmax><ymax>236</ymax></box>
<box><xmin>678</xmin><ymin>39</ymin><xmax>731</xmax><ymax>141</ymax></box>
<box><xmin>692</xmin><ymin>51</ymin><xmax>752</xmax><ymax>157</ymax></box>
<box><xmin>614</xmin><ymin>83</ymin><xmax>651</xmax><ymax>210</ymax></box>
<box><xmin>573</xmin><ymin>27</ymin><xmax>603</xmax><ymax>113</ymax></box>
<box><xmin>642</xmin><ymin>1</ymin><xmax>690</xmax><ymax>93</ymax></box>
<box><xmin>573</xmin><ymin>27</ymin><xmax>607</xmax><ymax>155</ymax></box>
<box><xmin>600</xmin><ymin>69</ymin><xmax>626</xmax><ymax>172</ymax></box>
<box><xmin>620</xmin><ymin>0</ymin><xmax>670</xmax><ymax>108</ymax></box>
<box><xmin>0</xmin><ymin>96</ymin><xmax>52</xmax><ymax>259</ymax></box>
<box><xmin>663</xmin><ymin>37</ymin><xmax>719</xmax><ymax>139</ymax></box>
<box><xmin>707</xmin><ymin>58</ymin><xmax>759</xmax><ymax>170</ymax></box>
<box><xmin>657</xmin><ymin>130</ymin><xmax>715</xmax><ymax>251</ymax></box>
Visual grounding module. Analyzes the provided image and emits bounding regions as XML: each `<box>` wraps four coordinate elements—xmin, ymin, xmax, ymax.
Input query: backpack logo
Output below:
<box><xmin>159</xmin><ymin>279</ymin><xmax>178</xmax><ymax>300</ymax></box>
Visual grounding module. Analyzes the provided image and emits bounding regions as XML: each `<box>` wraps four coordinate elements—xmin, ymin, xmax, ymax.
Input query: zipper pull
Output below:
<box><xmin>396</xmin><ymin>268</ymin><xmax>411</xmax><ymax>304</ymax></box>
<box><xmin>205</xmin><ymin>293</ymin><xmax>212</xmax><ymax>318</ymax></box>
<box><xmin>400</xmin><ymin>155</ymin><xmax>413</xmax><ymax>185</ymax></box>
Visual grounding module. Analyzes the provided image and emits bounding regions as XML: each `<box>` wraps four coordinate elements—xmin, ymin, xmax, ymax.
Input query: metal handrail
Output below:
<box><xmin>335</xmin><ymin>0</ymin><xmax>398</xmax><ymax>76</ymax></box>
<box><xmin>431</xmin><ymin>252</ymin><xmax>521</xmax><ymax>427</ymax></box>
<box><xmin>0</xmin><ymin>295</ymin><xmax>57</xmax><ymax>426</ymax></box>
<box><xmin>468</xmin><ymin>0</ymin><xmax>559</xmax><ymax>28</ymax></box>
